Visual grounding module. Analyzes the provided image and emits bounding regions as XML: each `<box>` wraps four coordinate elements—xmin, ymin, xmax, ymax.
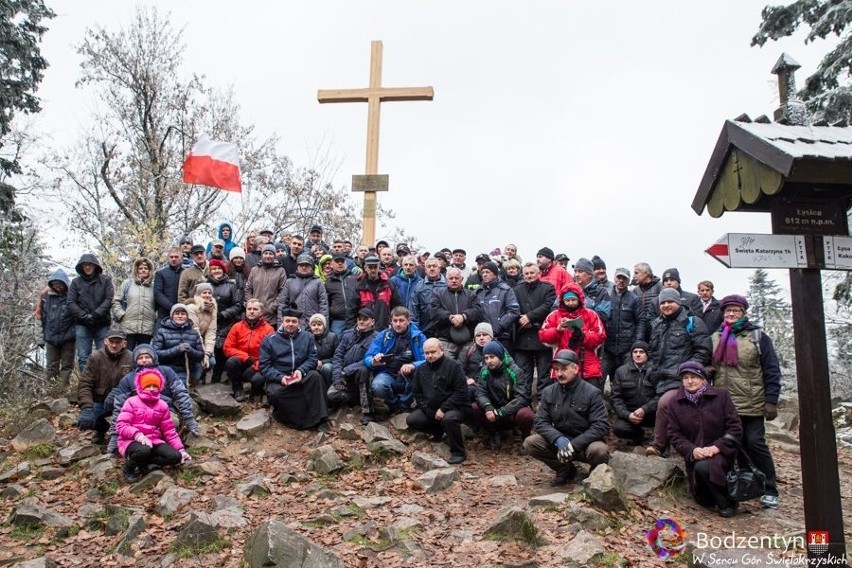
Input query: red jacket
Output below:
<box><xmin>539</xmin><ymin>263</ymin><xmax>574</xmax><ymax>295</ymax></box>
<box><xmin>223</xmin><ymin>317</ymin><xmax>275</xmax><ymax>371</ymax></box>
<box><xmin>539</xmin><ymin>282</ymin><xmax>606</xmax><ymax>379</ymax></box>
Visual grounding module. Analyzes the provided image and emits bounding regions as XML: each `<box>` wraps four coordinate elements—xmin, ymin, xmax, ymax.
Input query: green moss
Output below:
<box><xmin>23</xmin><ymin>442</ymin><xmax>55</xmax><ymax>460</ymax></box>
<box><xmin>342</xmin><ymin>454</ymin><xmax>365</xmax><ymax>472</ymax></box>
<box><xmin>100</xmin><ymin>479</ymin><xmax>120</xmax><ymax>497</ymax></box>
<box><xmin>484</xmin><ymin>514</ymin><xmax>542</xmax><ymax>548</ymax></box>
<box><xmin>595</xmin><ymin>552</ymin><xmax>622</xmax><ymax>567</ymax></box>
<box><xmin>172</xmin><ymin>535</ymin><xmax>230</xmax><ymax>558</ymax></box>
<box><xmin>178</xmin><ymin>467</ymin><xmax>201</xmax><ymax>486</ymax></box>
<box><xmin>10</xmin><ymin>524</ymin><xmax>44</xmax><ymax>540</ymax></box>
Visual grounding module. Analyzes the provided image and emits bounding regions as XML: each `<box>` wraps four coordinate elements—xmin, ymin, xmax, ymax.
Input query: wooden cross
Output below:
<box><xmin>318</xmin><ymin>40</ymin><xmax>434</xmax><ymax>246</ymax></box>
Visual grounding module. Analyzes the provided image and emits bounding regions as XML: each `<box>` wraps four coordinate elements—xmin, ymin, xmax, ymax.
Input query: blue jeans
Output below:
<box><xmin>76</xmin><ymin>325</ymin><xmax>109</xmax><ymax>371</ymax></box>
<box><xmin>329</xmin><ymin>319</ymin><xmax>347</xmax><ymax>338</ymax></box>
<box><xmin>371</xmin><ymin>372</ymin><xmax>412</xmax><ymax>411</ymax></box>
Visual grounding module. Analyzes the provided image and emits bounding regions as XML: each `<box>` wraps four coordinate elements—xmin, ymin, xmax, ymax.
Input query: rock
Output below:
<box><xmin>460</xmin><ymin>423</ymin><xmax>476</xmax><ymax>439</ymax></box>
<box><xmin>392</xmin><ymin>539</ymin><xmax>425</xmax><ymax>558</ymax></box>
<box><xmin>609</xmin><ymin>451</ymin><xmax>681</xmax><ymax>497</ymax></box>
<box><xmin>379</xmin><ymin>467</ymin><xmax>404</xmax><ymax>479</ymax></box>
<box><xmin>382</xmin><ymin>517</ymin><xmax>422</xmax><ymax>541</ymax></box>
<box><xmin>368</xmin><ymin>439</ymin><xmax>406</xmax><ymax>456</ymax></box>
<box><xmin>77</xmin><ymin>503</ymin><xmax>102</xmax><ymax>518</ymax></box>
<box><xmin>213</xmin><ymin>495</ymin><xmax>243</xmax><ymax>511</ymax></box>
<box><xmin>556</xmin><ymin>530</ymin><xmax>605</xmax><ymax>567</ymax></box>
<box><xmin>192</xmin><ymin>383</ymin><xmax>241</xmax><ymax>417</ymax></box>
<box><xmin>49</xmin><ymin>399</ymin><xmax>70</xmax><ymax>415</ymax></box>
<box><xmin>566</xmin><ymin>503</ymin><xmax>610</xmax><ymax>531</ymax></box>
<box><xmin>173</xmin><ymin>511</ymin><xmax>220</xmax><ymax>548</ymax></box>
<box><xmin>765</xmin><ymin>429</ymin><xmax>799</xmax><ymax>445</ymax></box>
<box><xmin>12</xmin><ymin>498</ymin><xmax>74</xmax><ymax>528</ymax></box>
<box><xmin>416</xmin><ymin>467</ymin><xmax>458</xmax><ymax>493</ymax></box>
<box><xmin>488</xmin><ymin>474</ymin><xmax>518</xmax><ymax>487</ymax></box>
<box><xmin>103</xmin><ymin>505</ymin><xmax>134</xmax><ymax>536</ymax></box>
<box><xmin>1</xmin><ymin>484</ymin><xmax>26</xmax><ymax>499</ymax></box>
<box><xmin>115</xmin><ymin>514</ymin><xmax>146</xmax><ymax>556</ymax></box>
<box><xmin>315</xmin><ymin>489</ymin><xmax>341</xmax><ymax>500</ymax></box>
<box><xmin>395</xmin><ymin>503</ymin><xmax>426</xmax><ymax>515</ymax></box>
<box><xmin>155</xmin><ymin>486</ymin><xmax>197</xmax><ymax>517</ymax></box>
<box><xmin>528</xmin><ymin>493</ymin><xmax>569</xmax><ymax>508</ymax></box>
<box><xmin>236</xmin><ymin>409</ymin><xmax>271</xmax><ymax>436</ymax></box>
<box><xmin>211</xmin><ymin>506</ymin><xmax>247</xmax><ymax>528</ymax></box>
<box><xmin>0</xmin><ymin>461</ymin><xmax>30</xmax><ymax>482</ymax></box>
<box><xmin>583</xmin><ymin>464</ymin><xmax>628</xmax><ymax>511</ymax></box>
<box><xmin>83</xmin><ymin>454</ymin><xmax>115</xmax><ymax>480</ymax></box>
<box><xmin>38</xmin><ymin>467</ymin><xmax>65</xmax><ymax>481</ymax></box>
<box><xmin>342</xmin><ymin>520</ymin><xmax>379</xmax><ymax>542</ymax></box>
<box><xmin>130</xmin><ymin>470</ymin><xmax>168</xmax><ymax>494</ymax></box>
<box><xmin>389</xmin><ymin>413</ymin><xmax>409</xmax><ymax>431</ymax></box>
<box><xmin>328</xmin><ymin>505</ymin><xmax>356</xmax><ymax>518</ymax></box>
<box><xmin>410</xmin><ymin>451</ymin><xmax>449</xmax><ymax>471</ymax></box>
<box><xmin>351</xmin><ymin>496</ymin><xmax>393</xmax><ymax>509</ymax></box>
<box><xmin>485</xmin><ymin>507</ymin><xmax>540</xmax><ymax>546</ymax></box>
<box><xmin>54</xmin><ymin>444</ymin><xmax>101</xmax><ymax>466</ymax></box>
<box><xmin>187</xmin><ymin>435</ymin><xmax>218</xmax><ymax>450</ymax></box>
<box><xmin>236</xmin><ymin>473</ymin><xmax>270</xmax><ymax>496</ymax></box>
<box><xmin>309</xmin><ymin>445</ymin><xmax>343</xmax><ymax>475</ymax></box>
<box><xmin>11</xmin><ymin>557</ymin><xmax>57</xmax><ymax>568</ymax></box>
<box><xmin>196</xmin><ymin>459</ymin><xmax>227</xmax><ymax>476</ymax></box>
<box><xmin>338</xmin><ymin>423</ymin><xmax>359</xmax><ymax>440</ymax></box>
<box><xmin>11</xmin><ymin>419</ymin><xmax>56</xmax><ymax>452</ymax></box>
<box><xmin>362</xmin><ymin>422</ymin><xmax>395</xmax><ymax>444</ymax></box>
<box><xmin>245</xmin><ymin>518</ymin><xmax>344</xmax><ymax>567</ymax></box>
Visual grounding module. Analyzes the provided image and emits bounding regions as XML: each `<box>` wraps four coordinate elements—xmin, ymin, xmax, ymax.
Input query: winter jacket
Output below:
<box><xmin>539</xmin><ymin>283</ymin><xmax>606</xmax><ymax>379</ymax></box>
<box><xmin>604</xmin><ymin>288</ymin><xmax>647</xmax><ymax>357</ymax></box>
<box><xmin>711</xmin><ymin>323</ymin><xmax>782</xmax><ymax>416</ymax></box>
<box><xmin>151</xmin><ymin>317</ymin><xmax>205</xmax><ymax>375</ymax></box>
<box><xmin>539</xmin><ymin>263</ymin><xmax>573</xmax><ymax>296</ymax></box>
<box><xmin>363</xmin><ymin>322</ymin><xmax>427</xmax><ymax>374</ymax></box>
<box><xmin>513</xmin><ymin>279</ymin><xmax>556</xmax><ymax>351</ymax></box>
<box><xmin>177</xmin><ymin>262</ymin><xmax>207</xmax><ymax>304</ymax></box>
<box><xmin>277</xmin><ymin>273</ymin><xmax>328</xmax><ymax>329</ymax></box>
<box><xmin>699</xmin><ymin>297</ymin><xmax>723</xmax><ymax>334</ymax></box>
<box><xmin>412</xmin><ymin>355</ymin><xmax>469</xmax><ymax>416</ymax></box>
<box><xmin>610</xmin><ymin>362</ymin><xmax>656</xmax><ymax>419</ymax></box>
<box><xmin>430</xmin><ymin>285</ymin><xmax>480</xmax><ymax>343</ymax></box>
<box><xmin>206</xmin><ymin>222</ymin><xmax>237</xmax><ymax>258</ymax></box>
<box><xmin>223</xmin><ymin>317</ymin><xmax>275</xmax><ymax>372</ymax></box>
<box><xmin>411</xmin><ymin>276</ymin><xmax>447</xmax><ymax>336</ymax></box>
<box><xmin>259</xmin><ymin>328</ymin><xmax>318</xmax><ymax>384</ymax></box>
<box><xmin>116</xmin><ymin>368</ymin><xmax>184</xmax><ymax>457</ymax></box>
<box><xmin>245</xmin><ymin>262</ymin><xmax>287</xmax><ymax>325</ymax></box>
<box><xmin>331</xmin><ymin>327</ymin><xmax>378</xmax><ymax>383</ymax></box>
<box><xmin>391</xmin><ymin>270</ymin><xmax>423</xmax><ymax>313</ymax></box>
<box><xmin>78</xmin><ymin>347</ymin><xmax>134</xmax><ymax>408</ymax></box>
<box><xmin>67</xmin><ymin>254</ymin><xmax>114</xmax><ymax>328</ymax></box>
<box><xmin>207</xmin><ymin>274</ymin><xmax>244</xmax><ymax>344</ymax></box>
<box><xmin>41</xmin><ymin>269</ymin><xmax>76</xmax><ymax>345</ymax></box>
<box><xmin>154</xmin><ymin>263</ymin><xmax>183</xmax><ymax>320</ymax></box>
<box><xmin>648</xmin><ymin>306</ymin><xmax>711</xmax><ymax>395</ymax></box>
<box><xmin>458</xmin><ymin>341</ymin><xmax>485</xmax><ymax>378</ymax></box>
<box><xmin>475</xmin><ymin>353</ymin><xmax>531</xmax><ymax>417</ymax></box>
<box><xmin>349</xmin><ymin>272</ymin><xmax>402</xmax><ymax>331</ymax></box>
<box><xmin>325</xmin><ymin>270</ymin><xmax>358</xmax><ymax>326</ymax></box>
<box><xmin>474</xmin><ymin>280</ymin><xmax>520</xmax><ymax>343</ymax></box>
<box><xmin>186</xmin><ymin>295</ymin><xmax>218</xmax><ymax>356</ymax></box>
<box><xmin>633</xmin><ymin>277</ymin><xmax>662</xmax><ymax>325</ymax></box>
<box><xmin>314</xmin><ymin>329</ymin><xmax>339</xmax><ymax>364</ymax></box>
<box><xmin>533</xmin><ymin>376</ymin><xmax>610</xmax><ymax>454</ymax></box>
<box><xmin>582</xmin><ymin>279</ymin><xmax>611</xmax><ymax>322</ymax></box>
<box><xmin>113</xmin><ymin>258</ymin><xmax>157</xmax><ymax>336</ymax></box>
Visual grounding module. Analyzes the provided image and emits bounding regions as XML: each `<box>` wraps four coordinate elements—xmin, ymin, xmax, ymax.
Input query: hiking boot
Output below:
<box><xmin>360</xmin><ymin>413</ymin><xmax>374</xmax><ymax>426</ymax></box>
<box><xmin>718</xmin><ymin>506</ymin><xmax>737</xmax><ymax>518</ymax></box>
<box><xmin>317</xmin><ymin>420</ymin><xmax>330</xmax><ymax>433</ymax></box>
<box><xmin>486</xmin><ymin>432</ymin><xmax>502</xmax><ymax>451</ymax></box>
<box><xmin>234</xmin><ymin>390</ymin><xmax>248</xmax><ymax>403</ymax></box>
<box><xmin>760</xmin><ymin>494</ymin><xmax>779</xmax><ymax>509</ymax></box>
<box><xmin>123</xmin><ymin>461</ymin><xmax>141</xmax><ymax>484</ymax></box>
<box><xmin>447</xmin><ymin>453</ymin><xmax>466</xmax><ymax>465</ymax></box>
<box><xmin>549</xmin><ymin>463</ymin><xmax>576</xmax><ymax>486</ymax></box>
<box><xmin>91</xmin><ymin>431</ymin><xmax>106</xmax><ymax>445</ymax></box>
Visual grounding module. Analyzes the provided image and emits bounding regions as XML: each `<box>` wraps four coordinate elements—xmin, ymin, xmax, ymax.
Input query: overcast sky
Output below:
<box><xmin>31</xmin><ymin>1</ymin><xmax>841</xmax><ymax>297</ymax></box>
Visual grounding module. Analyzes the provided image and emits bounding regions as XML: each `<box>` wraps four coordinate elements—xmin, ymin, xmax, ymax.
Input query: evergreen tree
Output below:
<box><xmin>746</xmin><ymin>269</ymin><xmax>796</xmax><ymax>390</ymax></box>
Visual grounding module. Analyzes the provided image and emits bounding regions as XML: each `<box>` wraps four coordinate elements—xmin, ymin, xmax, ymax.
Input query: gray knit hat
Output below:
<box><xmin>658</xmin><ymin>288</ymin><xmax>682</xmax><ymax>305</ymax></box>
<box><xmin>474</xmin><ymin>322</ymin><xmax>494</xmax><ymax>337</ymax></box>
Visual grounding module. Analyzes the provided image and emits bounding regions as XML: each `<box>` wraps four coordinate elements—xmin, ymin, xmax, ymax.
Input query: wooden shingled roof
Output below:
<box><xmin>692</xmin><ymin>115</ymin><xmax>852</xmax><ymax>217</ymax></box>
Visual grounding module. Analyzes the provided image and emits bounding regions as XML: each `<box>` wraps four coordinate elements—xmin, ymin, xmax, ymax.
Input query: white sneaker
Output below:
<box><xmin>760</xmin><ymin>494</ymin><xmax>779</xmax><ymax>508</ymax></box>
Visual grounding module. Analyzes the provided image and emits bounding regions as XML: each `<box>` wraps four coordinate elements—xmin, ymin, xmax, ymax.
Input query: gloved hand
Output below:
<box><xmin>203</xmin><ymin>300</ymin><xmax>214</xmax><ymax>310</ymax></box>
<box><xmin>189</xmin><ymin>424</ymin><xmax>201</xmax><ymax>438</ymax></box>
<box><xmin>568</xmin><ymin>328</ymin><xmax>584</xmax><ymax>348</ymax></box>
<box><xmin>134</xmin><ymin>432</ymin><xmax>152</xmax><ymax>447</ymax></box>
<box><xmin>77</xmin><ymin>407</ymin><xmax>95</xmax><ymax>430</ymax></box>
<box><xmin>179</xmin><ymin>342</ymin><xmax>191</xmax><ymax>352</ymax></box>
<box><xmin>554</xmin><ymin>436</ymin><xmax>571</xmax><ymax>450</ymax></box>
<box><xmin>764</xmin><ymin>403</ymin><xmax>778</xmax><ymax>421</ymax></box>
<box><xmin>82</xmin><ymin>314</ymin><xmax>95</xmax><ymax>325</ymax></box>
<box><xmin>180</xmin><ymin>450</ymin><xmax>192</xmax><ymax>464</ymax></box>
<box><xmin>557</xmin><ymin>442</ymin><xmax>575</xmax><ymax>463</ymax></box>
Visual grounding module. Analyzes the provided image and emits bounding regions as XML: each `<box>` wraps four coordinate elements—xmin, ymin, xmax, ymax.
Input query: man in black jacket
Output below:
<box><xmin>325</xmin><ymin>252</ymin><xmax>358</xmax><ymax>336</ymax></box>
<box><xmin>601</xmin><ymin>267</ymin><xmax>647</xmax><ymax>383</ymax></box>
<box><xmin>68</xmin><ymin>253</ymin><xmax>114</xmax><ymax>371</ymax></box>
<box><xmin>610</xmin><ymin>341</ymin><xmax>656</xmax><ymax>446</ymax></box>
<box><xmin>512</xmin><ymin>263</ymin><xmax>556</xmax><ymax>396</ymax></box>
<box><xmin>523</xmin><ymin>349</ymin><xmax>610</xmax><ymax>485</ymax></box>
<box><xmin>154</xmin><ymin>247</ymin><xmax>184</xmax><ymax>324</ymax></box>
<box><xmin>406</xmin><ymin>338</ymin><xmax>469</xmax><ymax>464</ymax></box>
<box><xmin>429</xmin><ymin>267</ymin><xmax>481</xmax><ymax>358</ymax></box>
<box><xmin>327</xmin><ymin>308</ymin><xmax>378</xmax><ymax>423</ymax></box>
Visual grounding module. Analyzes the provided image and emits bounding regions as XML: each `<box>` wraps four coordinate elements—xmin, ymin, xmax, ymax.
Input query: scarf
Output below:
<box><xmin>712</xmin><ymin>317</ymin><xmax>748</xmax><ymax>366</ymax></box>
<box><xmin>684</xmin><ymin>382</ymin><xmax>708</xmax><ymax>404</ymax></box>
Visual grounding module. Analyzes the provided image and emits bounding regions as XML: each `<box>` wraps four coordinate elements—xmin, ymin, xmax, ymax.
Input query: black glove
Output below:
<box><xmin>77</xmin><ymin>407</ymin><xmax>95</xmax><ymax>430</ymax></box>
<box><xmin>764</xmin><ymin>403</ymin><xmax>778</xmax><ymax>421</ymax></box>
<box><xmin>246</xmin><ymin>357</ymin><xmax>256</xmax><ymax>367</ymax></box>
<box><xmin>568</xmin><ymin>327</ymin><xmax>584</xmax><ymax>348</ymax></box>
<box><xmin>82</xmin><ymin>314</ymin><xmax>95</xmax><ymax>325</ymax></box>
<box><xmin>179</xmin><ymin>342</ymin><xmax>191</xmax><ymax>352</ymax></box>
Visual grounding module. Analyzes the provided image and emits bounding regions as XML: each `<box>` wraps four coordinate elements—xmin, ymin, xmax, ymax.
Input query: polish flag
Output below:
<box><xmin>182</xmin><ymin>134</ymin><xmax>242</xmax><ymax>192</ymax></box>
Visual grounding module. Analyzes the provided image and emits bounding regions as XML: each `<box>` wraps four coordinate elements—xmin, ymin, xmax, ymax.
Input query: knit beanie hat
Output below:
<box><xmin>630</xmin><ymin>340</ymin><xmax>650</xmax><ymax>353</ymax></box>
<box><xmin>573</xmin><ymin>258</ymin><xmax>594</xmax><ymax>274</ymax></box>
<box><xmin>208</xmin><ymin>258</ymin><xmax>229</xmax><ymax>272</ymax></box>
<box><xmin>137</xmin><ymin>368</ymin><xmax>163</xmax><ymax>391</ymax></box>
<box><xmin>658</xmin><ymin>288</ymin><xmax>682</xmax><ymax>305</ymax></box>
<box><xmin>719</xmin><ymin>294</ymin><xmax>749</xmax><ymax>311</ymax></box>
<box><xmin>297</xmin><ymin>254</ymin><xmax>315</xmax><ymax>265</ymax></box>
<box><xmin>195</xmin><ymin>282</ymin><xmax>214</xmax><ymax>295</ymax></box>
<box><xmin>591</xmin><ymin>255</ymin><xmax>606</xmax><ymax>270</ymax></box>
<box><xmin>474</xmin><ymin>322</ymin><xmax>494</xmax><ymax>337</ymax></box>
<box><xmin>537</xmin><ymin>247</ymin><xmax>555</xmax><ymax>260</ymax></box>
<box><xmin>480</xmin><ymin>261</ymin><xmax>499</xmax><ymax>276</ymax></box>
<box><xmin>170</xmin><ymin>303</ymin><xmax>189</xmax><ymax>317</ymax></box>
<box><xmin>228</xmin><ymin>247</ymin><xmax>246</xmax><ymax>260</ymax></box>
<box><xmin>482</xmin><ymin>341</ymin><xmax>505</xmax><ymax>359</ymax></box>
<box><xmin>677</xmin><ymin>360</ymin><xmax>708</xmax><ymax>380</ymax></box>
<box><xmin>309</xmin><ymin>313</ymin><xmax>327</xmax><ymax>327</ymax></box>
<box><xmin>262</xmin><ymin>244</ymin><xmax>277</xmax><ymax>254</ymax></box>
<box><xmin>662</xmin><ymin>268</ymin><xmax>681</xmax><ymax>283</ymax></box>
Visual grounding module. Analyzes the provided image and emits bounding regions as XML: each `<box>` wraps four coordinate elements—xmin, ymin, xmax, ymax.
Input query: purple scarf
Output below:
<box><xmin>712</xmin><ymin>317</ymin><xmax>747</xmax><ymax>366</ymax></box>
<box><xmin>684</xmin><ymin>382</ymin><xmax>708</xmax><ymax>404</ymax></box>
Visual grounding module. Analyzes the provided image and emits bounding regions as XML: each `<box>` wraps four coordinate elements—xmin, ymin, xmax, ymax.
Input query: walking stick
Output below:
<box><xmin>185</xmin><ymin>352</ymin><xmax>191</xmax><ymax>387</ymax></box>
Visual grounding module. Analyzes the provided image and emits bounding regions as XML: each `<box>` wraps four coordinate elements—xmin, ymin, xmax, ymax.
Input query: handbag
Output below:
<box><xmin>723</xmin><ymin>435</ymin><xmax>766</xmax><ymax>502</ymax></box>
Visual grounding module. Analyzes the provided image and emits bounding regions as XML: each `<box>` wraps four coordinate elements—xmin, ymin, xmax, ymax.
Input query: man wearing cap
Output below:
<box><xmin>449</xmin><ymin>248</ymin><xmax>467</xmax><ymax>275</ymax></box>
<box><xmin>77</xmin><ymin>329</ymin><xmax>134</xmax><ymax>444</ymax></box>
<box><xmin>645</xmin><ymin>287</ymin><xmax>712</xmax><ymax>456</ymax></box>
<box><xmin>661</xmin><ymin>268</ymin><xmax>703</xmax><ymax>315</ymax></box>
<box><xmin>207</xmin><ymin>238</ymin><xmax>227</xmax><ymax>262</ymax></box>
<box><xmin>206</xmin><ymin>222</ymin><xmax>236</xmax><ymax>258</ymax></box>
<box><xmin>610</xmin><ymin>341</ymin><xmax>656</xmax><ymax>445</ymax></box>
<box><xmin>245</xmin><ymin>235</ymin><xmax>267</xmax><ymax>272</ymax></box>
<box><xmin>572</xmin><ymin>257</ymin><xmax>611</xmax><ymax>322</ymax></box>
<box><xmin>246</xmin><ymin>244</ymin><xmax>287</xmax><ymax>326</ymax></box>
<box><xmin>473</xmin><ymin>340</ymin><xmax>533</xmax><ymax>451</ymax></box>
<box><xmin>431</xmin><ymin>267</ymin><xmax>482</xmax><ymax>358</ymax></box>
<box><xmin>325</xmin><ymin>251</ymin><xmax>359</xmax><ymax>336</ymax></box>
<box><xmin>260</xmin><ymin>305</ymin><xmax>330</xmax><ymax>431</ymax></box>
<box><xmin>223</xmin><ymin>299</ymin><xmax>274</xmax><ymax>402</ymax></box>
<box><xmin>155</xmin><ymin>247</ymin><xmax>184</xmax><ymax>324</ymax></box>
<box><xmin>537</xmin><ymin>247</ymin><xmax>573</xmax><ymax>295</ymax></box>
<box><xmin>178</xmin><ymin>236</ymin><xmax>194</xmax><ymax>269</ymax></box>
<box><xmin>307</xmin><ymin>224</ymin><xmax>329</xmax><ymax>253</ymax></box>
<box><xmin>524</xmin><ymin>349</ymin><xmax>610</xmax><ymax>485</ymax></box>
<box><xmin>631</xmin><ymin>262</ymin><xmax>663</xmax><ymax>325</ymax></box>
<box><xmin>554</xmin><ymin>253</ymin><xmax>570</xmax><ymax>271</ymax></box>
<box><xmin>411</xmin><ymin>257</ymin><xmax>447</xmax><ymax>338</ymax></box>
<box><xmin>475</xmin><ymin>261</ymin><xmax>520</xmax><ymax>348</ymax></box>
<box><xmin>327</xmin><ymin>307</ymin><xmax>379</xmax><ymax>422</ymax></box>
<box><xmin>601</xmin><ymin>267</ymin><xmax>647</xmax><ymax>383</ymax></box>
<box><xmin>277</xmin><ymin>254</ymin><xmax>328</xmax><ymax>329</ymax></box>
<box><xmin>513</xmin><ymin>262</ymin><xmax>557</xmax><ymax>396</ymax></box>
<box><xmin>591</xmin><ymin>255</ymin><xmax>614</xmax><ymax>294</ymax></box>
<box><xmin>464</xmin><ymin>253</ymin><xmax>490</xmax><ymax>291</ymax></box>
<box><xmin>177</xmin><ymin>245</ymin><xmax>208</xmax><ymax>304</ymax></box>
<box><xmin>350</xmin><ymin>254</ymin><xmax>401</xmax><ymax>332</ymax></box>
<box><xmin>710</xmin><ymin>294</ymin><xmax>782</xmax><ymax>509</ymax></box>
<box><xmin>407</xmin><ymin>338</ymin><xmax>469</xmax><ymax>464</ymax></box>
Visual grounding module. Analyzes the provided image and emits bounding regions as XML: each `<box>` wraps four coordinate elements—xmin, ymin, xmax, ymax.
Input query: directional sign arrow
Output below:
<box><xmin>706</xmin><ymin>235</ymin><xmax>731</xmax><ymax>268</ymax></box>
<box><xmin>705</xmin><ymin>233</ymin><xmax>808</xmax><ymax>269</ymax></box>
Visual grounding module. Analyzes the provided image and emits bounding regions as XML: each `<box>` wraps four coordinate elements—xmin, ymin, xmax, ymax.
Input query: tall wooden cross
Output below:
<box><xmin>318</xmin><ymin>40</ymin><xmax>434</xmax><ymax>246</ymax></box>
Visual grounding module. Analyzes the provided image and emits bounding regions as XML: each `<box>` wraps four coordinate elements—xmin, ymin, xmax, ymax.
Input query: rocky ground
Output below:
<box><xmin>1</xmin><ymin>386</ymin><xmax>851</xmax><ymax>568</ymax></box>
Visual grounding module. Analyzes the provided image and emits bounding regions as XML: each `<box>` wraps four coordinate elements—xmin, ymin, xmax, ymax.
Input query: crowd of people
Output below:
<box><xmin>35</xmin><ymin>222</ymin><xmax>783</xmax><ymax>515</ymax></box>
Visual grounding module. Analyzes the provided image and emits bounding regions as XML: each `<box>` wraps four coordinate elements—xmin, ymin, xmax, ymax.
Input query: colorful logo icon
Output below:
<box><xmin>807</xmin><ymin>531</ymin><xmax>830</xmax><ymax>556</ymax></box>
<box><xmin>647</xmin><ymin>517</ymin><xmax>686</xmax><ymax>559</ymax></box>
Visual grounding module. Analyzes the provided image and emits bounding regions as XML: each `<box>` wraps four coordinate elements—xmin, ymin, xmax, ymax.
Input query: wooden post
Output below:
<box><xmin>318</xmin><ymin>41</ymin><xmax>433</xmax><ymax>246</ymax></box>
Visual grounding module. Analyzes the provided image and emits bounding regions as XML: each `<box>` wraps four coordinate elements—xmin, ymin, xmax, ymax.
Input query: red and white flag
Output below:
<box><xmin>182</xmin><ymin>134</ymin><xmax>242</xmax><ymax>192</ymax></box>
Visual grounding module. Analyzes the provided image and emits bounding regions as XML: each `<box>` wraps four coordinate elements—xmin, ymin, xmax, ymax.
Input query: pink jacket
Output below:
<box><xmin>115</xmin><ymin>368</ymin><xmax>185</xmax><ymax>457</ymax></box>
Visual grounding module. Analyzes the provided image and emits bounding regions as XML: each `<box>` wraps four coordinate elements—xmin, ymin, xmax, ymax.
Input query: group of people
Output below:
<box><xmin>37</xmin><ymin>224</ymin><xmax>782</xmax><ymax>515</ymax></box>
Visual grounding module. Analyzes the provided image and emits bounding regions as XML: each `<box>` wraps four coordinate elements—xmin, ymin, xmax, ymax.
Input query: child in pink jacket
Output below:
<box><xmin>116</xmin><ymin>367</ymin><xmax>192</xmax><ymax>482</ymax></box>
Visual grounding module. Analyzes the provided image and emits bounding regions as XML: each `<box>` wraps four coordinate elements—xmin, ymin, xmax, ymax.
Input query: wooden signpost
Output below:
<box><xmin>318</xmin><ymin>40</ymin><xmax>434</xmax><ymax>246</ymax></box>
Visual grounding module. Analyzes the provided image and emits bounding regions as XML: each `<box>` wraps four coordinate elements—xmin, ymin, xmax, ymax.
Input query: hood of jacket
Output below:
<box><xmin>47</xmin><ymin>268</ymin><xmax>71</xmax><ymax>289</ymax></box>
<box><xmin>134</xmin><ymin>366</ymin><xmax>165</xmax><ymax>404</ymax></box>
<box><xmin>217</xmin><ymin>221</ymin><xmax>235</xmax><ymax>244</ymax></box>
<box><xmin>133</xmin><ymin>343</ymin><xmax>160</xmax><ymax>367</ymax></box>
<box><xmin>75</xmin><ymin>253</ymin><xmax>103</xmax><ymax>277</ymax></box>
<box><xmin>558</xmin><ymin>281</ymin><xmax>586</xmax><ymax>304</ymax></box>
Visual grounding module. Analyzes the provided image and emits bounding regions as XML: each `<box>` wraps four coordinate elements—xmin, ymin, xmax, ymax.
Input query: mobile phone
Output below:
<box><xmin>380</xmin><ymin>354</ymin><xmax>395</xmax><ymax>363</ymax></box>
<box><xmin>283</xmin><ymin>374</ymin><xmax>300</xmax><ymax>385</ymax></box>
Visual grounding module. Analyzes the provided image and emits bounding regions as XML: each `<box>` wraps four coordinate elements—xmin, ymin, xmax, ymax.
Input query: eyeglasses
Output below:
<box><xmin>723</xmin><ymin>308</ymin><xmax>744</xmax><ymax>314</ymax></box>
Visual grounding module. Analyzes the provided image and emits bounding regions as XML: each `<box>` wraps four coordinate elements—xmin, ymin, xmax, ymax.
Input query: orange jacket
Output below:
<box><xmin>223</xmin><ymin>318</ymin><xmax>274</xmax><ymax>371</ymax></box>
